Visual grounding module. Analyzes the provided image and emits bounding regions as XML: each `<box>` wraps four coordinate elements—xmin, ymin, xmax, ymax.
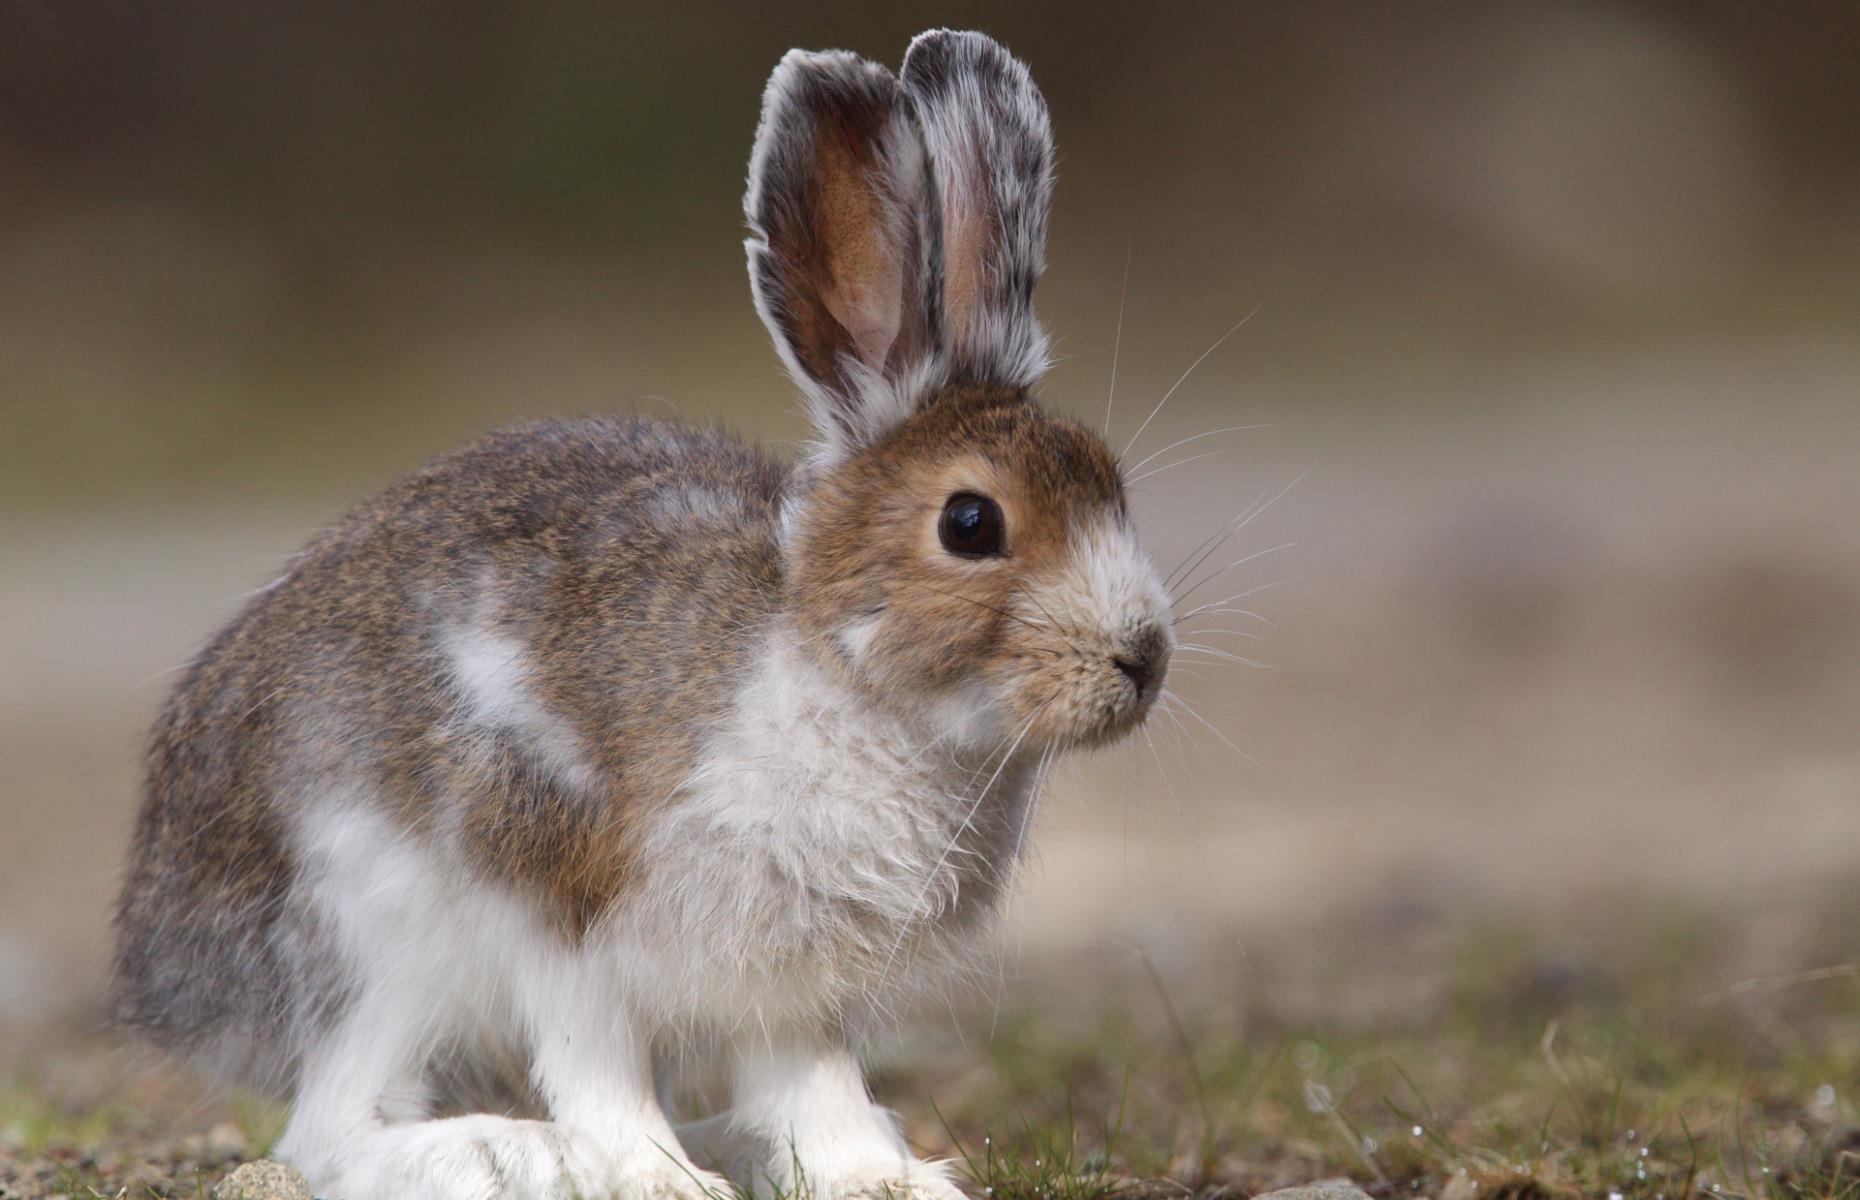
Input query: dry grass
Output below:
<box><xmin>6</xmin><ymin>904</ymin><xmax>1858</xmax><ymax>1200</ymax></box>
<box><xmin>890</xmin><ymin>908</ymin><xmax>1860</xmax><ymax>1200</ymax></box>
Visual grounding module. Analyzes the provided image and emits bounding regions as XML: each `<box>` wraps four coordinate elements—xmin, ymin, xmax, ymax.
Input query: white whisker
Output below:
<box><xmin>1124</xmin><ymin>424</ymin><xmax>1270</xmax><ymax>476</ymax></box>
<box><xmin>1174</xmin><ymin>581</ymin><xmax>1286</xmax><ymax>625</ymax></box>
<box><xmin>874</xmin><ymin>700</ymin><xmax>1052</xmax><ymax>988</ymax></box>
<box><xmin>1171</xmin><ymin>626</ymin><xmax>1266</xmax><ymax>642</ymax></box>
<box><xmin>1166</xmin><ymin>690</ymin><xmax>1268</xmax><ymax>772</ymax></box>
<box><xmin>1176</xmin><ymin>605</ymin><xmax>1275</xmax><ymax>628</ymax></box>
<box><xmin>1166</xmin><ymin>464</ymin><xmax>1311</xmax><ymax>598</ymax></box>
<box><xmin>1164</xmin><ymin>483</ymin><xmax>1274</xmax><ymax>592</ymax></box>
<box><xmin>1178</xmin><ymin>643</ymin><xmax>1272</xmax><ymax>670</ymax></box>
<box><xmin>1126</xmin><ymin>448</ymin><xmax>1228</xmax><ymax>487</ymax></box>
<box><xmin>1104</xmin><ymin>240</ymin><xmax>1132</xmax><ymax>436</ymax></box>
<box><xmin>1172</xmin><ymin>542</ymin><xmax>1298</xmax><ymax>605</ymax></box>
<box><xmin>1120</xmin><ymin>302</ymin><xmax>1265</xmax><ymax>460</ymax></box>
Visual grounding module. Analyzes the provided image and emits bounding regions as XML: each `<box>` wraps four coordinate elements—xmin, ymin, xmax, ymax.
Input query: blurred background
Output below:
<box><xmin>3</xmin><ymin>0</ymin><xmax>1859</xmax><ymax>1041</ymax></box>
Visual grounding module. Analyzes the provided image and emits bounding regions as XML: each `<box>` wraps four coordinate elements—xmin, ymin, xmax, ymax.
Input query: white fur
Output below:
<box><xmin>703</xmin><ymin>1036</ymin><xmax>960</xmax><ymax>1200</ymax></box>
<box><xmin>799</xmin><ymin>353</ymin><xmax>953</xmax><ymax>471</ymax></box>
<box><xmin>921</xmin><ymin>674</ymin><xmax>1009</xmax><ymax>750</ymax></box>
<box><xmin>835</xmin><ymin>611</ymin><xmax>885</xmax><ymax>661</ymax></box>
<box><xmin>634</xmin><ymin>624</ymin><xmax>1032</xmax><ymax>1030</ymax></box>
<box><xmin>274</xmin><ymin>798</ymin><xmax>732</xmax><ymax>1200</ymax></box>
<box><xmin>1035</xmin><ymin>515</ymin><xmax>1175</xmax><ymax>645</ymax></box>
<box><xmin>276</xmin><ymin>623</ymin><xmax>1027</xmax><ymax>1199</ymax></box>
<box><xmin>440</xmin><ymin>621</ymin><xmax>599</xmax><ymax>794</ymax></box>
<box><xmin>649</xmin><ymin>483</ymin><xmax>745</xmax><ymax>526</ymax></box>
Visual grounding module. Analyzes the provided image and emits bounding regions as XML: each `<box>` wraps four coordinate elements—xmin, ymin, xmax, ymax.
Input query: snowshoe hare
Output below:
<box><xmin>114</xmin><ymin>28</ymin><xmax>1173</xmax><ymax>1200</ymax></box>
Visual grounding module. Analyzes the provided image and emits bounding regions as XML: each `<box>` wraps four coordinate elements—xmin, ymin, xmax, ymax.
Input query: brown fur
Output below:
<box><xmin>113</xmin><ymin>418</ymin><xmax>789</xmax><ymax>1060</ymax></box>
<box><xmin>790</xmin><ymin>383</ymin><xmax>1131</xmax><ymax>742</ymax></box>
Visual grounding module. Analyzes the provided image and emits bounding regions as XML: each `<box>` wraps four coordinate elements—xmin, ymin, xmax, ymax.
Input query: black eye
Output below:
<box><xmin>938</xmin><ymin>493</ymin><xmax>1004</xmax><ymax>558</ymax></box>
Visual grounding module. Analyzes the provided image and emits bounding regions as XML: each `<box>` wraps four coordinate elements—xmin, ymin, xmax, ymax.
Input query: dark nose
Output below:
<box><xmin>1114</xmin><ymin>626</ymin><xmax>1170</xmax><ymax>696</ymax></box>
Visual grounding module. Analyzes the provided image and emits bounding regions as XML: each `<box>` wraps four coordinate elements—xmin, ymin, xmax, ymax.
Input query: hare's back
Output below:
<box><xmin>112</xmin><ymin>416</ymin><xmax>791</xmax><ymax>1064</ymax></box>
<box><xmin>302</xmin><ymin>414</ymin><xmax>795</xmax><ymax>908</ymax></box>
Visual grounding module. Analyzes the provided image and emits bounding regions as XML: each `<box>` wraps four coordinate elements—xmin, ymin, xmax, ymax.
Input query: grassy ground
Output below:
<box><xmin>905</xmin><ymin>903</ymin><xmax>1860</xmax><ymax>1200</ymax></box>
<box><xmin>5</xmin><ymin>905</ymin><xmax>1858</xmax><ymax>1200</ymax></box>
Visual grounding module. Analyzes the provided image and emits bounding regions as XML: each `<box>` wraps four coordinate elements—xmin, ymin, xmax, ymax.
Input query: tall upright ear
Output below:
<box><xmin>901</xmin><ymin>29</ymin><xmax>1056</xmax><ymax>390</ymax></box>
<box><xmin>745</xmin><ymin>49</ymin><xmax>944</xmax><ymax>462</ymax></box>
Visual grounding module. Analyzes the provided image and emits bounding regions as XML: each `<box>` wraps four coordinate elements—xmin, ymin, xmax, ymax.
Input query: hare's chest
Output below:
<box><xmin>626</xmin><ymin>643</ymin><xmax>1035</xmax><ymax>1023</ymax></box>
<box><xmin>660</xmin><ymin>704</ymin><xmax>1025</xmax><ymax>935</ymax></box>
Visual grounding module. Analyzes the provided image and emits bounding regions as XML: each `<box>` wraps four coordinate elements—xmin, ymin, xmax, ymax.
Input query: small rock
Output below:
<box><xmin>207</xmin><ymin>1122</ymin><xmax>250</xmax><ymax>1159</ymax></box>
<box><xmin>1441</xmin><ymin>1170</ymin><xmax>1479</xmax><ymax>1200</ymax></box>
<box><xmin>216</xmin><ymin>1159</ymin><xmax>313</xmax><ymax>1200</ymax></box>
<box><xmin>1252</xmin><ymin>1183</ymin><xmax>1374</xmax><ymax>1200</ymax></box>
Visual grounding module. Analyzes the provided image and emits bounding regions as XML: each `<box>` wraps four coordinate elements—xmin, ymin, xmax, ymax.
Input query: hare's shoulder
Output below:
<box><xmin>261</xmin><ymin>414</ymin><xmax>792</xmax><ymax>639</ymax></box>
<box><xmin>333</xmin><ymin>414</ymin><xmax>789</xmax><ymax>557</ymax></box>
<box><xmin>275</xmin><ymin>415</ymin><xmax>794</xmax><ymax>933</ymax></box>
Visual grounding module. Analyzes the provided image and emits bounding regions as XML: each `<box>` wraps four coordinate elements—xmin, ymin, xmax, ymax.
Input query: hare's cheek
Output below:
<box><xmin>834</xmin><ymin>611</ymin><xmax>886</xmax><ymax>663</ymax></box>
<box><xmin>829</xmin><ymin>603</ymin><xmax>1002</xmax><ymax>724</ymax></box>
<box><xmin>921</xmin><ymin>674</ymin><xmax>1009</xmax><ymax>747</ymax></box>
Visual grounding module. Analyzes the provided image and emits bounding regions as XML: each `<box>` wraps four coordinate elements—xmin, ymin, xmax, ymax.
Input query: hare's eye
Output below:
<box><xmin>939</xmin><ymin>493</ymin><xmax>1004</xmax><ymax>558</ymax></box>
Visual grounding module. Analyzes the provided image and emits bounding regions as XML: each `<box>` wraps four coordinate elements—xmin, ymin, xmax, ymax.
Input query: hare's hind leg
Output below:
<box><xmin>273</xmin><ymin>802</ymin><xmax>712</xmax><ymax>1200</ymax></box>
<box><xmin>273</xmin><ymin>932</ymin><xmax>728</xmax><ymax>1199</ymax></box>
<box><xmin>271</xmin><ymin>961</ymin><xmax>603</xmax><ymax>1200</ymax></box>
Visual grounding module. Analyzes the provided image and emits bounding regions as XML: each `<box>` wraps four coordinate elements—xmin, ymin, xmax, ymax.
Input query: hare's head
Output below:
<box><xmin>747</xmin><ymin>30</ymin><xmax>1172</xmax><ymax>752</ymax></box>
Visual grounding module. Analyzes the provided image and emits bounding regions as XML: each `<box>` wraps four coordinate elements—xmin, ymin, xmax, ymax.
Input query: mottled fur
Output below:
<box><xmin>115</xmin><ymin>419</ymin><xmax>787</xmax><ymax>1058</ymax></box>
<box><xmin>901</xmin><ymin>31</ymin><xmax>1055</xmax><ymax>388</ymax></box>
<box><xmin>113</xmin><ymin>30</ymin><xmax>1174</xmax><ymax>1200</ymax></box>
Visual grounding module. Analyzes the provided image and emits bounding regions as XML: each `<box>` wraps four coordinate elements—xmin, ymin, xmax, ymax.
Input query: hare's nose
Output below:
<box><xmin>1113</xmin><ymin>625</ymin><xmax>1170</xmax><ymax>695</ymax></box>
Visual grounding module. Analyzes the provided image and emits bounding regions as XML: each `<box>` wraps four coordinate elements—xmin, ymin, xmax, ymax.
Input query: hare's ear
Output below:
<box><xmin>901</xmin><ymin>30</ymin><xmax>1055</xmax><ymax>390</ymax></box>
<box><xmin>746</xmin><ymin>49</ymin><xmax>944</xmax><ymax>462</ymax></box>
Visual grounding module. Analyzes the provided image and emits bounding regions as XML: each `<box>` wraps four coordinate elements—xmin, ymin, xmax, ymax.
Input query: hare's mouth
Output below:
<box><xmin>1101</xmin><ymin>665</ymin><xmax>1167</xmax><ymax>742</ymax></box>
<box><xmin>1017</xmin><ymin>648</ymin><xmax>1170</xmax><ymax>753</ymax></box>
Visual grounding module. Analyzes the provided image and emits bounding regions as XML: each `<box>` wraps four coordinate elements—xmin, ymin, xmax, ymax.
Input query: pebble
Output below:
<box><xmin>181</xmin><ymin>1121</ymin><xmax>249</xmax><ymax>1162</ymax></box>
<box><xmin>1441</xmin><ymin>1169</ymin><xmax>1481</xmax><ymax>1200</ymax></box>
<box><xmin>1253</xmin><ymin>1181</ymin><xmax>1374</xmax><ymax>1200</ymax></box>
<box><xmin>216</xmin><ymin>1159</ymin><xmax>314</xmax><ymax>1200</ymax></box>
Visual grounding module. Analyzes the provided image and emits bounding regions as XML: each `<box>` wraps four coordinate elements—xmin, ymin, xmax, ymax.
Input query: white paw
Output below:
<box><xmin>303</xmin><ymin>1116</ymin><xmax>614</xmax><ymax>1200</ymax></box>
<box><xmin>814</xmin><ymin>1160</ymin><xmax>967</xmax><ymax>1200</ymax></box>
<box><xmin>673</xmin><ymin>1113</ymin><xmax>962</xmax><ymax>1200</ymax></box>
<box><xmin>604</xmin><ymin>1158</ymin><xmax>738</xmax><ymax>1200</ymax></box>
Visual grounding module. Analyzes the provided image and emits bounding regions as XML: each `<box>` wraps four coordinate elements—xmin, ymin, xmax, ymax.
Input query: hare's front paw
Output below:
<box><xmin>608</xmin><ymin>1158</ymin><xmax>737</xmax><ymax>1200</ymax></box>
<box><xmin>817</xmin><ymin>1160</ymin><xmax>967</xmax><ymax>1200</ymax></box>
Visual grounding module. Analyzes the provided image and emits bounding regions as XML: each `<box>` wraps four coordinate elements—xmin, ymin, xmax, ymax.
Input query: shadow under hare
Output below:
<box><xmin>114</xmin><ymin>29</ymin><xmax>1174</xmax><ymax>1200</ymax></box>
